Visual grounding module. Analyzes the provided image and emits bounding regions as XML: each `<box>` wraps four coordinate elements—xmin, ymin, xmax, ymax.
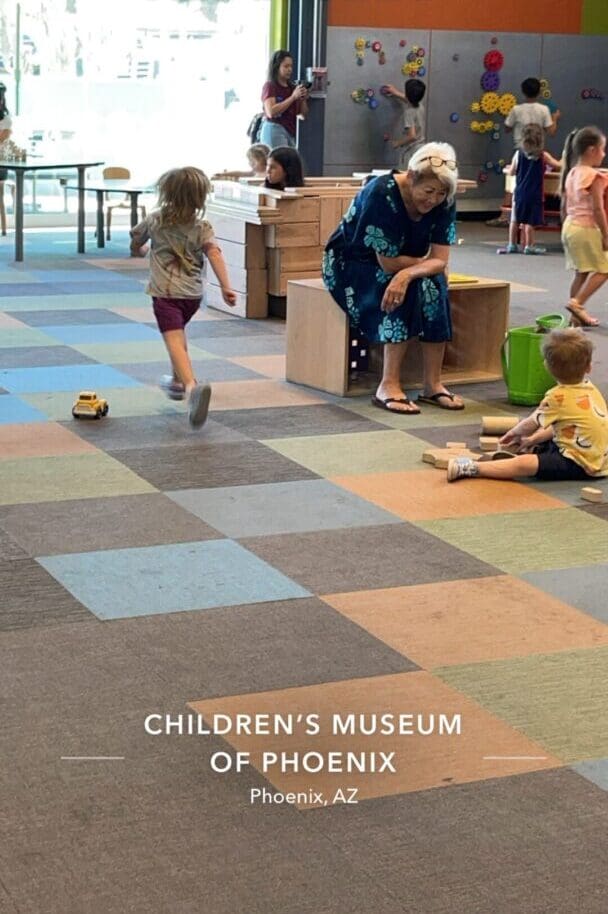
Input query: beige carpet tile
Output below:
<box><xmin>322</xmin><ymin>576</ymin><xmax>608</xmax><ymax>668</ymax></box>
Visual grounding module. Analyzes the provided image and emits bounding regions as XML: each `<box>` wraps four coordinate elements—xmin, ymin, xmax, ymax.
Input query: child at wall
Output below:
<box><xmin>504</xmin><ymin>77</ymin><xmax>556</xmax><ymax>149</ymax></box>
<box><xmin>498</xmin><ymin>124</ymin><xmax>561</xmax><ymax>255</ymax></box>
<box><xmin>130</xmin><ymin>166</ymin><xmax>237</xmax><ymax>429</ymax></box>
<box><xmin>386</xmin><ymin>79</ymin><xmax>426</xmax><ymax>169</ymax></box>
<box><xmin>560</xmin><ymin>126</ymin><xmax>608</xmax><ymax>328</ymax></box>
<box><xmin>246</xmin><ymin>143</ymin><xmax>270</xmax><ymax>177</ymax></box>
<box><xmin>447</xmin><ymin>328</ymin><xmax>608</xmax><ymax>483</ymax></box>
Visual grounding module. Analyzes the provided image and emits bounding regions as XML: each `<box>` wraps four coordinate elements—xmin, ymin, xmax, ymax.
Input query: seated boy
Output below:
<box><xmin>447</xmin><ymin>328</ymin><xmax>608</xmax><ymax>483</ymax></box>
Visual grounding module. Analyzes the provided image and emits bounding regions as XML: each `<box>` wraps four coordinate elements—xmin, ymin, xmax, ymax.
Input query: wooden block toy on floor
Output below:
<box><xmin>422</xmin><ymin>448</ymin><xmax>483</xmax><ymax>469</ymax></box>
<box><xmin>479</xmin><ymin>436</ymin><xmax>500</xmax><ymax>451</ymax></box>
<box><xmin>581</xmin><ymin>487</ymin><xmax>605</xmax><ymax>504</ymax></box>
<box><xmin>446</xmin><ymin>441</ymin><xmax>467</xmax><ymax>449</ymax></box>
<box><xmin>481</xmin><ymin>416</ymin><xmax>519</xmax><ymax>436</ymax></box>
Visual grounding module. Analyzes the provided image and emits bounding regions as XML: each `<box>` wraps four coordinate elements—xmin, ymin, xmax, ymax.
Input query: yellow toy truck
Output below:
<box><xmin>72</xmin><ymin>391</ymin><xmax>109</xmax><ymax>420</ymax></box>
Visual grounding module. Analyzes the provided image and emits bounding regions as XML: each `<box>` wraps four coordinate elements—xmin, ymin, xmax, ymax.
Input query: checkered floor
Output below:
<box><xmin>1</xmin><ymin>227</ymin><xmax>607</xmax><ymax>913</ymax></box>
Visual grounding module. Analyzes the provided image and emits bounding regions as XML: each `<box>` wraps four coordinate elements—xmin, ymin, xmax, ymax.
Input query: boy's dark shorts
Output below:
<box><xmin>152</xmin><ymin>297</ymin><xmax>201</xmax><ymax>333</ymax></box>
<box><xmin>534</xmin><ymin>440</ymin><xmax>590</xmax><ymax>481</ymax></box>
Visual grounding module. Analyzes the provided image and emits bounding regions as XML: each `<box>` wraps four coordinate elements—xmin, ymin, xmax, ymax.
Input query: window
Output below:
<box><xmin>0</xmin><ymin>0</ymin><xmax>271</xmax><ymax>211</ymax></box>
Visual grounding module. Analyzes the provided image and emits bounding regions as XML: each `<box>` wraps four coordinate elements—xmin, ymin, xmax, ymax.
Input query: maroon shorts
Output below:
<box><xmin>152</xmin><ymin>297</ymin><xmax>201</xmax><ymax>333</ymax></box>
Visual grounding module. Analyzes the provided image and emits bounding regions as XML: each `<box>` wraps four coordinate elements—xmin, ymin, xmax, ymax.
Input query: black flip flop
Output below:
<box><xmin>371</xmin><ymin>395</ymin><xmax>420</xmax><ymax>415</ymax></box>
<box><xmin>416</xmin><ymin>391</ymin><xmax>464</xmax><ymax>411</ymax></box>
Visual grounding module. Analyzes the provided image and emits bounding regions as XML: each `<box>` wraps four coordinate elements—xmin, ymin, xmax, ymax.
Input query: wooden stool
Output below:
<box><xmin>286</xmin><ymin>278</ymin><xmax>510</xmax><ymax>396</ymax></box>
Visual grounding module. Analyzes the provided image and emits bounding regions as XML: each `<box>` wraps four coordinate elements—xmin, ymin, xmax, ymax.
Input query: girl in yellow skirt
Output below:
<box><xmin>560</xmin><ymin>126</ymin><xmax>608</xmax><ymax>327</ymax></box>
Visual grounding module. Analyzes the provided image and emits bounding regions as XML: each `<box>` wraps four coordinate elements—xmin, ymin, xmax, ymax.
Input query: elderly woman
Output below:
<box><xmin>322</xmin><ymin>142</ymin><xmax>464</xmax><ymax>413</ymax></box>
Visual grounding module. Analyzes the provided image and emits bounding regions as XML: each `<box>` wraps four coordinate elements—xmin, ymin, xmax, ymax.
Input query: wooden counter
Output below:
<box><xmin>286</xmin><ymin>277</ymin><xmax>510</xmax><ymax>397</ymax></box>
<box><xmin>206</xmin><ymin>177</ymin><xmax>363</xmax><ymax>319</ymax></box>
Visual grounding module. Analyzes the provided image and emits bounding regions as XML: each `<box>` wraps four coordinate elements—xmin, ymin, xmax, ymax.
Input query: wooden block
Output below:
<box><xmin>218</xmin><ymin>238</ymin><xmax>267</xmax><ymax>270</ymax></box>
<box><xmin>269</xmin><ymin>269</ymin><xmax>322</xmax><ymax>297</ymax></box>
<box><xmin>446</xmin><ymin>441</ymin><xmax>467</xmax><ymax>448</ymax></box>
<box><xmin>221</xmin><ymin>265</ymin><xmax>266</xmax><ymax>297</ymax></box>
<box><xmin>206</xmin><ymin>281</ymin><xmax>268</xmax><ymax>319</ymax></box>
<box><xmin>265</xmin><ymin>222</ymin><xmax>320</xmax><ymax>248</ymax></box>
<box><xmin>268</xmin><ymin>246</ymin><xmax>325</xmax><ymax>272</ymax></box>
<box><xmin>581</xmin><ymin>487</ymin><xmax>605</xmax><ymax>504</ymax></box>
<box><xmin>422</xmin><ymin>448</ymin><xmax>483</xmax><ymax>469</ymax></box>
<box><xmin>443</xmin><ymin>282</ymin><xmax>510</xmax><ymax>377</ymax></box>
<box><xmin>481</xmin><ymin>416</ymin><xmax>519</xmax><ymax>436</ymax></box>
<box><xmin>479</xmin><ymin>436</ymin><xmax>500</xmax><ymax>451</ymax></box>
<box><xmin>264</xmin><ymin>195</ymin><xmax>320</xmax><ymax>222</ymax></box>
<box><xmin>319</xmin><ymin>197</ymin><xmax>344</xmax><ymax>245</ymax></box>
<box><xmin>286</xmin><ymin>279</ymin><xmax>349</xmax><ymax>396</ymax></box>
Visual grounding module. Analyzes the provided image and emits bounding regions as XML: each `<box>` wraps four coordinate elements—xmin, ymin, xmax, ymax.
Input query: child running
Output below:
<box><xmin>560</xmin><ymin>126</ymin><xmax>608</xmax><ymax>328</ymax></box>
<box><xmin>447</xmin><ymin>328</ymin><xmax>608</xmax><ymax>483</ymax></box>
<box><xmin>130</xmin><ymin>166</ymin><xmax>237</xmax><ymax>428</ymax></box>
<box><xmin>498</xmin><ymin>123</ymin><xmax>561</xmax><ymax>255</ymax></box>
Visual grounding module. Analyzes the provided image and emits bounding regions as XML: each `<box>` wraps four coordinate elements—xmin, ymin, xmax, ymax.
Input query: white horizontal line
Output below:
<box><xmin>483</xmin><ymin>755</ymin><xmax>547</xmax><ymax>760</ymax></box>
<box><xmin>60</xmin><ymin>756</ymin><xmax>125</xmax><ymax>761</ymax></box>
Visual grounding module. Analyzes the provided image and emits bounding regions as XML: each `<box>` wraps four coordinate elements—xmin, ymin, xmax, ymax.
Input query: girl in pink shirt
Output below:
<box><xmin>560</xmin><ymin>126</ymin><xmax>608</xmax><ymax>327</ymax></box>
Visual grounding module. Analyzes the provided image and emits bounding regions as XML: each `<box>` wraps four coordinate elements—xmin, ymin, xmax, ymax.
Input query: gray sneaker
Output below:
<box><xmin>188</xmin><ymin>383</ymin><xmax>212</xmax><ymax>429</ymax></box>
<box><xmin>159</xmin><ymin>374</ymin><xmax>185</xmax><ymax>401</ymax></box>
<box><xmin>447</xmin><ymin>457</ymin><xmax>480</xmax><ymax>482</ymax></box>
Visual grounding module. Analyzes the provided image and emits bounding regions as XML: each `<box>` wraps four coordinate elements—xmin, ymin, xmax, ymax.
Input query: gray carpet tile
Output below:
<box><xmin>8</xmin><ymin>308</ymin><xmax>137</xmax><ymax>326</ymax></box>
<box><xmin>109</xmin><ymin>441</ymin><xmax>319</xmax><ymax>489</ymax></box>
<box><xmin>61</xmin><ymin>413</ymin><xmax>250</xmax><ymax>450</ymax></box>
<box><xmin>578</xmin><ymin>503</ymin><xmax>608</xmax><ymax>522</ymax></box>
<box><xmin>0</xmin><ymin>345</ymin><xmax>98</xmax><ymax>368</ymax></box>
<box><xmin>1</xmin><ymin>618</ymin><xmax>155</xmax><ymax>709</ymax></box>
<box><xmin>308</xmin><ymin>767</ymin><xmax>608</xmax><ymax>914</ymax></box>
<box><xmin>520</xmin><ymin>565</ymin><xmax>608</xmax><ymax>624</ymax></box>
<box><xmin>0</xmin><ymin>527</ymin><xmax>29</xmax><ymax>561</ymax></box>
<box><xmin>118</xmin><ymin>358</ymin><xmax>264</xmax><ymax>385</ymax></box>
<box><xmin>209</xmin><ymin>403</ymin><xmax>389</xmax><ymax>439</ymax></box>
<box><xmin>0</xmin><ymin>752</ymin><xmax>400</xmax><ymax>914</ymax></box>
<box><xmin>0</xmin><ymin>493</ymin><xmax>222</xmax><ymax>557</ymax></box>
<box><xmin>119</xmin><ymin>596</ymin><xmax>418</xmax><ymax>696</ymax></box>
<box><xmin>193</xmin><ymin>334</ymin><xmax>287</xmax><ymax>356</ymax></box>
<box><xmin>0</xmin><ymin>886</ymin><xmax>18</xmax><ymax>914</ymax></box>
<box><xmin>185</xmin><ymin>319</ymin><xmax>279</xmax><ymax>339</ymax></box>
<box><xmin>0</xmin><ymin>559</ymin><xmax>92</xmax><ymax>630</ymax></box>
<box><xmin>240</xmin><ymin>523</ymin><xmax>499</xmax><ymax>593</ymax></box>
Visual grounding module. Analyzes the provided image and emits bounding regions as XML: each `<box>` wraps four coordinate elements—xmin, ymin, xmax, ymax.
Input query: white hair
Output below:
<box><xmin>408</xmin><ymin>142</ymin><xmax>458</xmax><ymax>201</ymax></box>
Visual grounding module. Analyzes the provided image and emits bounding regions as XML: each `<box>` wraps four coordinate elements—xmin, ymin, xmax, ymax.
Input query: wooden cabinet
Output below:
<box><xmin>207</xmin><ymin>178</ymin><xmax>361</xmax><ymax>318</ymax></box>
<box><xmin>286</xmin><ymin>278</ymin><xmax>510</xmax><ymax>397</ymax></box>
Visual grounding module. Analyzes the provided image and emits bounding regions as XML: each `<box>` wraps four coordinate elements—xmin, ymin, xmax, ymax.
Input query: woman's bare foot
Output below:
<box><xmin>418</xmin><ymin>386</ymin><xmax>464</xmax><ymax>410</ymax></box>
<box><xmin>372</xmin><ymin>385</ymin><xmax>420</xmax><ymax>414</ymax></box>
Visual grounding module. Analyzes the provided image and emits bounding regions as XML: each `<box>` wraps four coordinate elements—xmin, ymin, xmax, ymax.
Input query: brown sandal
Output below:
<box><xmin>566</xmin><ymin>299</ymin><xmax>599</xmax><ymax>328</ymax></box>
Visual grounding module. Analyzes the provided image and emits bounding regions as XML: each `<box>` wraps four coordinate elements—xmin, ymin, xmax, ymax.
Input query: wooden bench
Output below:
<box><xmin>285</xmin><ymin>277</ymin><xmax>510</xmax><ymax>396</ymax></box>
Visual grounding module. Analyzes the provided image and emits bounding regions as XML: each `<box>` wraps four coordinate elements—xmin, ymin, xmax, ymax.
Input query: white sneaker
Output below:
<box><xmin>188</xmin><ymin>383</ymin><xmax>212</xmax><ymax>428</ymax></box>
<box><xmin>159</xmin><ymin>375</ymin><xmax>185</xmax><ymax>401</ymax></box>
<box><xmin>447</xmin><ymin>457</ymin><xmax>480</xmax><ymax>482</ymax></box>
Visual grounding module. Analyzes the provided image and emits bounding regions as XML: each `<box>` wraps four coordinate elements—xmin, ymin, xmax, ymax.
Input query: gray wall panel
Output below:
<box><xmin>324</xmin><ymin>27</ymin><xmax>431</xmax><ymax>172</ymax></box>
<box><xmin>324</xmin><ymin>26</ymin><xmax>608</xmax><ymax>200</ymax></box>
<box><xmin>427</xmin><ymin>31</ymin><xmax>542</xmax><ymax>197</ymax></box>
<box><xmin>540</xmin><ymin>34</ymin><xmax>608</xmax><ymax>149</ymax></box>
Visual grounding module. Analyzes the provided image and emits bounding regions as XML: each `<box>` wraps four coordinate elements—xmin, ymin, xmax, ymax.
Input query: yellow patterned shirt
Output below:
<box><xmin>536</xmin><ymin>380</ymin><xmax>608</xmax><ymax>476</ymax></box>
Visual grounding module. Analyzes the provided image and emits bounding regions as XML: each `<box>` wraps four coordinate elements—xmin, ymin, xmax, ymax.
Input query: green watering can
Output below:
<box><xmin>501</xmin><ymin>313</ymin><xmax>568</xmax><ymax>406</ymax></box>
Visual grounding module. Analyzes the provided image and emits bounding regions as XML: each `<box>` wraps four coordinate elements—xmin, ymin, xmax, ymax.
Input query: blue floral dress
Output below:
<box><xmin>322</xmin><ymin>173</ymin><xmax>456</xmax><ymax>344</ymax></box>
